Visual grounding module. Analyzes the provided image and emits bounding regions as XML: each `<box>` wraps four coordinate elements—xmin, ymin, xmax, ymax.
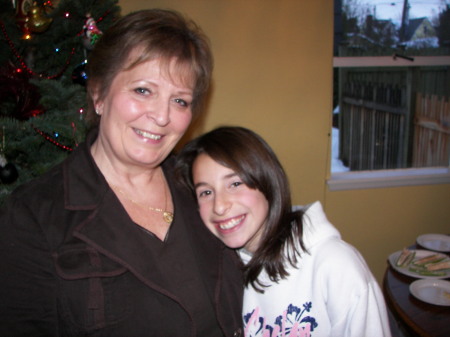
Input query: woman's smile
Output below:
<box><xmin>133</xmin><ymin>127</ymin><xmax>162</xmax><ymax>141</ymax></box>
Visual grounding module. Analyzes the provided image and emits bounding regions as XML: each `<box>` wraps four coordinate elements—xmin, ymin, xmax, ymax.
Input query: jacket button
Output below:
<box><xmin>233</xmin><ymin>328</ymin><xmax>242</xmax><ymax>337</ymax></box>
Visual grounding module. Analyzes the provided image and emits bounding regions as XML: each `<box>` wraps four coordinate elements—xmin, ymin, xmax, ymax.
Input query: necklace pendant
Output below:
<box><xmin>163</xmin><ymin>211</ymin><xmax>173</xmax><ymax>224</ymax></box>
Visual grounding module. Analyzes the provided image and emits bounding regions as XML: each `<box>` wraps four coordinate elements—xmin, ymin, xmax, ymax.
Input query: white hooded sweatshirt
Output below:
<box><xmin>238</xmin><ymin>201</ymin><xmax>391</xmax><ymax>337</ymax></box>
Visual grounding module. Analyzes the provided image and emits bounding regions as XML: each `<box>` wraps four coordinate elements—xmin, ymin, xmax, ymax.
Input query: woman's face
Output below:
<box><xmin>93</xmin><ymin>57</ymin><xmax>194</xmax><ymax>169</ymax></box>
<box><xmin>192</xmin><ymin>153</ymin><xmax>269</xmax><ymax>253</ymax></box>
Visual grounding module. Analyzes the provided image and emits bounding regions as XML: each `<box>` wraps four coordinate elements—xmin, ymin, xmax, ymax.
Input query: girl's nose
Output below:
<box><xmin>213</xmin><ymin>193</ymin><xmax>231</xmax><ymax>215</ymax></box>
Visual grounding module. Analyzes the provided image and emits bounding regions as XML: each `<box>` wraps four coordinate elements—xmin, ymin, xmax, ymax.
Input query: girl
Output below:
<box><xmin>176</xmin><ymin>126</ymin><xmax>391</xmax><ymax>337</ymax></box>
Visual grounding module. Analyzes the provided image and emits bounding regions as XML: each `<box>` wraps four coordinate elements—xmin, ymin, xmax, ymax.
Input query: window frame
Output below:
<box><xmin>328</xmin><ymin>55</ymin><xmax>450</xmax><ymax>191</ymax></box>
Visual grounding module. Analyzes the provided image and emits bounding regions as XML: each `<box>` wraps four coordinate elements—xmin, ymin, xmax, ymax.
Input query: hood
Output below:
<box><xmin>294</xmin><ymin>201</ymin><xmax>341</xmax><ymax>250</ymax></box>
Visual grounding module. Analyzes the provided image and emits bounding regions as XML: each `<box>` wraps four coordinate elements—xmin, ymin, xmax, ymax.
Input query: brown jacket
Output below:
<box><xmin>0</xmin><ymin>130</ymin><xmax>243</xmax><ymax>337</ymax></box>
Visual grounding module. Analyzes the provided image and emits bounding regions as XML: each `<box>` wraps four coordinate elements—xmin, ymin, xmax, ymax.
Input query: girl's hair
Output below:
<box><xmin>176</xmin><ymin>126</ymin><xmax>305</xmax><ymax>291</ymax></box>
<box><xmin>86</xmin><ymin>9</ymin><xmax>213</xmax><ymax>125</ymax></box>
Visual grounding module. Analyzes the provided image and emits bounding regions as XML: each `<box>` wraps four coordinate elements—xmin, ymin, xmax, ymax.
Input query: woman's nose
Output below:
<box><xmin>147</xmin><ymin>98</ymin><xmax>170</xmax><ymax>126</ymax></box>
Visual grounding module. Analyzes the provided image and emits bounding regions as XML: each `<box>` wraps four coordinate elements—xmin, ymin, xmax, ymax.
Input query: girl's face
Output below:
<box><xmin>192</xmin><ymin>153</ymin><xmax>269</xmax><ymax>253</ymax></box>
<box><xmin>93</xmin><ymin>57</ymin><xmax>194</xmax><ymax>170</ymax></box>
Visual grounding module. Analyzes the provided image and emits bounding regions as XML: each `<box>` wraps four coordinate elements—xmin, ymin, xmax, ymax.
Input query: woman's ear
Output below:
<box><xmin>94</xmin><ymin>102</ymin><xmax>104</xmax><ymax>116</ymax></box>
<box><xmin>91</xmin><ymin>90</ymin><xmax>104</xmax><ymax>116</ymax></box>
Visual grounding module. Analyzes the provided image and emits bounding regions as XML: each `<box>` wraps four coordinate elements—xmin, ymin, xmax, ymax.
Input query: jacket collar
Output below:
<box><xmin>63</xmin><ymin>128</ymin><xmax>108</xmax><ymax>210</ymax></box>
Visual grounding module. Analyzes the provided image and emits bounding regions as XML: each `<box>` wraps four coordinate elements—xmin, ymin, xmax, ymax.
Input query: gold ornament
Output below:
<box><xmin>27</xmin><ymin>3</ymin><xmax>52</xmax><ymax>33</ymax></box>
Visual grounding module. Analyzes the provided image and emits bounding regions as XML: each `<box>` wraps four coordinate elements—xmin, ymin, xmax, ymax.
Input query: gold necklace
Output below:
<box><xmin>110</xmin><ymin>179</ymin><xmax>173</xmax><ymax>224</ymax></box>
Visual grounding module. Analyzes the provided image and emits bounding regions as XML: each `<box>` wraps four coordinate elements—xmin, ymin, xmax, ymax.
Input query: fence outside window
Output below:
<box><xmin>337</xmin><ymin>65</ymin><xmax>450</xmax><ymax>171</ymax></box>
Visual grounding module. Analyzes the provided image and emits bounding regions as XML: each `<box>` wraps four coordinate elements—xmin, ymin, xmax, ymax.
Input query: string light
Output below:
<box><xmin>78</xmin><ymin>108</ymin><xmax>85</xmax><ymax>121</ymax></box>
<box><xmin>0</xmin><ymin>21</ymin><xmax>76</xmax><ymax>79</ymax></box>
<box><xmin>32</xmin><ymin>126</ymin><xmax>73</xmax><ymax>152</ymax></box>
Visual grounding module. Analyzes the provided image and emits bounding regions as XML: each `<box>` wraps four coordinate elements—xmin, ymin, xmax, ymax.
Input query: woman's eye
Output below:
<box><xmin>231</xmin><ymin>181</ymin><xmax>243</xmax><ymax>188</ymax></box>
<box><xmin>135</xmin><ymin>87</ymin><xmax>150</xmax><ymax>95</ymax></box>
<box><xmin>174</xmin><ymin>98</ymin><xmax>189</xmax><ymax>107</ymax></box>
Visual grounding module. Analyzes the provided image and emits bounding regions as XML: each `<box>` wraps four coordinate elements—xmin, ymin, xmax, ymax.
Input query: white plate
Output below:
<box><xmin>417</xmin><ymin>234</ymin><xmax>450</xmax><ymax>252</ymax></box>
<box><xmin>388</xmin><ymin>249</ymin><xmax>450</xmax><ymax>279</ymax></box>
<box><xmin>410</xmin><ymin>279</ymin><xmax>450</xmax><ymax>306</ymax></box>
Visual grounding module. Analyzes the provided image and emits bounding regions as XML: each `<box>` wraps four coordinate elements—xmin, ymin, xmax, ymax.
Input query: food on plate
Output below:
<box><xmin>427</xmin><ymin>260</ymin><xmax>450</xmax><ymax>271</ymax></box>
<box><xmin>408</xmin><ymin>266</ymin><xmax>447</xmax><ymax>277</ymax></box>
<box><xmin>412</xmin><ymin>253</ymin><xmax>445</xmax><ymax>266</ymax></box>
<box><xmin>396</xmin><ymin>248</ymin><xmax>415</xmax><ymax>267</ymax></box>
<box><xmin>392</xmin><ymin>248</ymin><xmax>450</xmax><ymax>277</ymax></box>
<box><xmin>409</xmin><ymin>253</ymin><xmax>450</xmax><ymax>277</ymax></box>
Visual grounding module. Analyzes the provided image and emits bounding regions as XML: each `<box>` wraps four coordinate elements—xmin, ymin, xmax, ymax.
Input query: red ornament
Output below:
<box><xmin>14</xmin><ymin>0</ymin><xmax>33</xmax><ymax>38</ymax></box>
<box><xmin>0</xmin><ymin>64</ymin><xmax>44</xmax><ymax>120</ymax></box>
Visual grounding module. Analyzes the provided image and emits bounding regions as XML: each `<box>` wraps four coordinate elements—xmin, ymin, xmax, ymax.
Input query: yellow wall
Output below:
<box><xmin>119</xmin><ymin>0</ymin><xmax>450</xmax><ymax>284</ymax></box>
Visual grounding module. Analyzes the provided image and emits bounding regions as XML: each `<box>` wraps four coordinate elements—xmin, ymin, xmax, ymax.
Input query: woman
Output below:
<box><xmin>0</xmin><ymin>10</ymin><xmax>243</xmax><ymax>337</ymax></box>
<box><xmin>176</xmin><ymin>126</ymin><xmax>392</xmax><ymax>337</ymax></box>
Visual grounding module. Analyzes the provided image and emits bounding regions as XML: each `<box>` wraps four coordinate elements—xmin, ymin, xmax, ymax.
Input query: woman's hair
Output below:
<box><xmin>176</xmin><ymin>126</ymin><xmax>305</xmax><ymax>291</ymax></box>
<box><xmin>86</xmin><ymin>9</ymin><xmax>213</xmax><ymax>125</ymax></box>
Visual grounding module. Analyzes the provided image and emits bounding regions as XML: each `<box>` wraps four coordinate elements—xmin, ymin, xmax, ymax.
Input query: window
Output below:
<box><xmin>329</xmin><ymin>0</ymin><xmax>450</xmax><ymax>190</ymax></box>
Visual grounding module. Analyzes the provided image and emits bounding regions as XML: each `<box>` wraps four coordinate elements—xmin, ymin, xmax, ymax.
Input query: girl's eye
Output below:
<box><xmin>174</xmin><ymin>98</ymin><xmax>190</xmax><ymax>107</ymax></box>
<box><xmin>197</xmin><ymin>189</ymin><xmax>212</xmax><ymax>199</ymax></box>
<box><xmin>230</xmin><ymin>181</ymin><xmax>243</xmax><ymax>188</ymax></box>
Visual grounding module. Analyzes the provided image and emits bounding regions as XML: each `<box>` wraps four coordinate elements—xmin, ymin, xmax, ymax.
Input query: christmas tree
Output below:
<box><xmin>0</xmin><ymin>0</ymin><xmax>121</xmax><ymax>205</ymax></box>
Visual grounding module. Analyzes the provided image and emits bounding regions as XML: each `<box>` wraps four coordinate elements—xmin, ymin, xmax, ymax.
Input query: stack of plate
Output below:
<box><xmin>388</xmin><ymin>233</ymin><xmax>450</xmax><ymax>306</ymax></box>
<box><xmin>409</xmin><ymin>279</ymin><xmax>450</xmax><ymax>306</ymax></box>
<box><xmin>417</xmin><ymin>233</ymin><xmax>450</xmax><ymax>253</ymax></box>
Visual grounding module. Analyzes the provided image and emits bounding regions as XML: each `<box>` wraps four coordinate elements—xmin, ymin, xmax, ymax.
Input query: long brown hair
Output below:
<box><xmin>176</xmin><ymin>126</ymin><xmax>306</xmax><ymax>291</ymax></box>
<box><xmin>86</xmin><ymin>9</ymin><xmax>213</xmax><ymax>125</ymax></box>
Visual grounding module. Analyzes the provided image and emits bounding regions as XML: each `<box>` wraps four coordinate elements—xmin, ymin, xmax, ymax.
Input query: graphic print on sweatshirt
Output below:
<box><xmin>243</xmin><ymin>302</ymin><xmax>318</xmax><ymax>337</ymax></box>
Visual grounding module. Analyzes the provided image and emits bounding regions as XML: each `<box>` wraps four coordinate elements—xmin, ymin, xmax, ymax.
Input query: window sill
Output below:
<box><xmin>327</xmin><ymin>167</ymin><xmax>450</xmax><ymax>191</ymax></box>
